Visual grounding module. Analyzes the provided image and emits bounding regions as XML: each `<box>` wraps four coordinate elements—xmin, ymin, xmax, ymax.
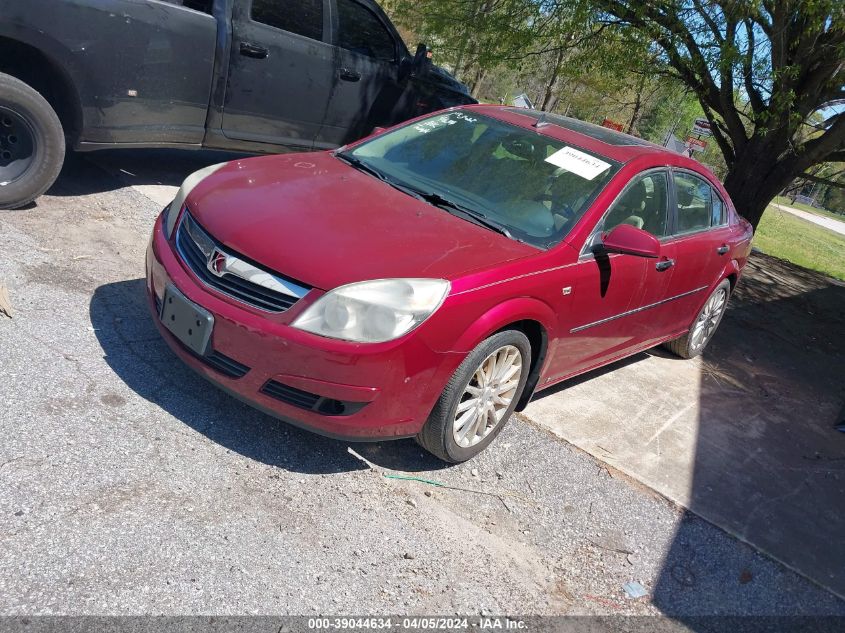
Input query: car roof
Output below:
<box><xmin>464</xmin><ymin>104</ymin><xmax>698</xmax><ymax>167</ymax></box>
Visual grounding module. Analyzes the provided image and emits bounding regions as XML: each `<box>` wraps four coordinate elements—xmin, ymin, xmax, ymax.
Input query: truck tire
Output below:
<box><xmin>0</xmin><ymin>72</ymin><xmax>65</xmax><ymax>209</ymax></box>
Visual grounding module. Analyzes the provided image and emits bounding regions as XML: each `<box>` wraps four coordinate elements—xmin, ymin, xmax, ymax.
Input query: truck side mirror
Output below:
<box><xmin>413</xmin><ymin>43</ymin><xmax>432</xmax><ymax>73</ymax></box>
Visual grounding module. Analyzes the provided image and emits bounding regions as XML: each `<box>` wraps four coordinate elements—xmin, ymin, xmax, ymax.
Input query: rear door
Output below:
<box><xmin>315</xmin><ymin>0</ymin><xmax>406</xmax><ymax>148</ymax></box>
<box><xmin>222</xmin><ymin>0</ymin><xmax>334</xmax><ymax>149</ymax></box>
<box><xmin>659</xmin><ymin>169</ymin><xmax>736</xmax><ymax>334</ymax></box>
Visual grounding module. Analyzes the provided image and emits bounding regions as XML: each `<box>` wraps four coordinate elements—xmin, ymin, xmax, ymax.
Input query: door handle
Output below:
<box><xmin>716</xmin><ymin>244</ymin><xmax>729</xmax><ymax>255</ymax></box>
<box><xmin>239</xmin><ymin>42</ymin><xmax>269</xmax><ymax>59</ymax></box>
<box><xmin>339</xmin><ymin>68</ymin><xmax>361</xmax><ymax>82</ymax></box>
<box><xmin>655</xmin><ymin>258</ymin><xmax>675</xmax><ymax>272</ymax></box>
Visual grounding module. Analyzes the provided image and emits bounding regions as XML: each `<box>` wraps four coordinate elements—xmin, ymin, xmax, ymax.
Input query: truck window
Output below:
<box><xmin>159</xmin><ymin>0</ymin><xmax>213</xmax><ymax>15</ymax></box>
<box><xmin>336</xmin><ymin>0</ymin><xmax>396</xmax><ymax>61</ymax></box>
<box><xmin>251</xmin><ymin>0</ymin><xmax>324</xmax><ymax>41</ymax></box>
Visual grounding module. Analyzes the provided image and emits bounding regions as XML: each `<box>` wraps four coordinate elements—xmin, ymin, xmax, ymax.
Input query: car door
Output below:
<box><xmin>314</xmin><ymin>0</ymin><xmax>405</xmax><ymax>148</ymax></box>
<box><xmin>659</xmin><ymin>169</ymin><xmax>736</xmax><ymax>334</ymax></box>
<box><xmin>222</xmin><ymin>0</ymin><xmax>334</xmax><ymax>149</ymax></box>
<box><xmin>548</xmin><ymin>169</ymin><xmax>675</xmax><ymax>379</ymax></box>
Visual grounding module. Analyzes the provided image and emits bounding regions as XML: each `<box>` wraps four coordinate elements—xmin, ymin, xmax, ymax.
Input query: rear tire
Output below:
<box><xmin>0</xmin><ymin>72</ymin><xmax>65</xmax><ymax>209</ymax></box>
<box><xmin>417</xmin><ymin>330</ymin><xmax>531</xmax><ymax>463</ymax></box>
<box><xmin>663</xmin><ymin>279</ymin><xmax>731</xmax><ymax>359</ymax></box>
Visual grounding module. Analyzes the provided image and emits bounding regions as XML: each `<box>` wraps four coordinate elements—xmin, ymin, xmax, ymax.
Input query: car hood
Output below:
<box><xmin>185</xmin><ymin>153</ymin><xmax>537</xmax><ymax>290</ymax></box>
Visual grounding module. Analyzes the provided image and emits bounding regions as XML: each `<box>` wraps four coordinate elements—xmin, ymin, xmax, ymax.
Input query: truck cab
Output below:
<box><xmin>0</xmin><ymin>0</ymin><xmax>474</xmax><ymax>208</ymax></box>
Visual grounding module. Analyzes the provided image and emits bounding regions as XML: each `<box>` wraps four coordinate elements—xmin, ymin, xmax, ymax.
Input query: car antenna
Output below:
<box><xmin>533</xmin><ymin>111</ymin><xmax>551</xmax><ymax>128</ymax></box>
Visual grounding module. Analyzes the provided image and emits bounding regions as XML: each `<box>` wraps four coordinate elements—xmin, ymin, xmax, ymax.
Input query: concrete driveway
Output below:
<box><xmin>522</xmin><ymin>253</ymin><xmax>845</xmax><ymax>599</ymax></box>
<box><xmin>1</xmin><ymin>149</ymin><xmax>843</xmax><ymax>619</ymax></box>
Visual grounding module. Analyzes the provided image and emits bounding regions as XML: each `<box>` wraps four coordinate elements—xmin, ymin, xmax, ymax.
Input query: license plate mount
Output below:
<box><xmin>160</xmin><ymin>284</ymin><xmax>214</xmax><ymax>356</ymax></box>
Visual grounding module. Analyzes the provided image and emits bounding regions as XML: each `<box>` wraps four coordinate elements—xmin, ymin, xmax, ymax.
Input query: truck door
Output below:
<box><xmin>314</xmin><ymin>0</ymin><xmax>406</xmax><ymax>148</ymax></box>
<box><xmin>222</xmin><ymin>0</ymin><xmax>335</xmax><ymax>149</ymax></box>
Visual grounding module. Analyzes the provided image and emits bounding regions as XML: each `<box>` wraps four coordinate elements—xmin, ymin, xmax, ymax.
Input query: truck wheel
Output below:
<box><xmin>0</xmin><ymin>72</ymin><xmax>65</xmax><ymax>209</ymax></box>
<box><xmin>417</xmin><ymin>330</ymin><xmax>531</xmax><ymax>463</ymax></box>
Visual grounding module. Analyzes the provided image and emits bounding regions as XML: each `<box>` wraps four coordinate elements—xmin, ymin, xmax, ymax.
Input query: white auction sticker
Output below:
<box><xmin>545</xmin><ymin>146</ymin><xmax>611</xmax><ymax>180</ymax></box>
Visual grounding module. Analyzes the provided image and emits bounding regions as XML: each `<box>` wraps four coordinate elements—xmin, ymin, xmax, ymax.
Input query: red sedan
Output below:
<box><xmin>145</xmin><ymin>105</ymin><xmax>753</xmax><ymax>462</ymax></box>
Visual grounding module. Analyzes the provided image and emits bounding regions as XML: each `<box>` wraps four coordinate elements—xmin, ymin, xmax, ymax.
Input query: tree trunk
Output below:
<box><xmin>721</xmin><ymin>138</ymin><xmax>798</xmax><ymax>228</ymax></box>
<box><xmin>626</xmin><ymin>74</ymin><xmax>647</xmax><ymax>135</ymax></box>
<box><xmin>469</xmin><ymin>67</ymin><xmax>487</xmax><ymax>99</ymax></box>
<box><xmin>540</xmin><ymin>48</ymin><xmax>566</xmax><ymax>111</ymax></box>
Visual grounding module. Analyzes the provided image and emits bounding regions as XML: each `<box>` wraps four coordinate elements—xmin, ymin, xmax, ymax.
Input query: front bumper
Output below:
<box><xmin>145</xmin><ymin>212</ymin><xmax>460</xmax><ymax>441</ymax></box>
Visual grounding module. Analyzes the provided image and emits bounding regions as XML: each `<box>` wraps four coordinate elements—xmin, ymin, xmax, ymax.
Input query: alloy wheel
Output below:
<box><xmin>690</xmin><ymin>287</ymin><xmax>727</xmax><ymax>352</ymax></box>
<box><xmin>452</xmin><ymin>344</ymin><xmax>523</xmax><ymax>448</ymax></box>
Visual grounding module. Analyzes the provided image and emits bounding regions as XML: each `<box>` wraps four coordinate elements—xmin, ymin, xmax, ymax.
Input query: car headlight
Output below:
<box><xmin>163</xmin><ymin>162</ymin><xmax>228</xmax><ymax>237</ymax></box>
<box><xmin>292</xmin><ymin>279</ymin><xmax>450</xmax><ymax>343</ymax></box>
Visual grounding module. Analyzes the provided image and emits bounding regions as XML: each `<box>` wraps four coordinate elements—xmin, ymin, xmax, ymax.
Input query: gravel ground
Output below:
<box><xmin>1</xmin><ymin>152</ymin><xmax>843</xmax><ymax>618</ymax></box>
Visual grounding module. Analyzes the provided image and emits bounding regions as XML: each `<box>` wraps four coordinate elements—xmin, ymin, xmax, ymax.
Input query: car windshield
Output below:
<box><xmin>343</xmin><ymin>111</ymin><xmax>620</xmax><ymax>249</ymax></box>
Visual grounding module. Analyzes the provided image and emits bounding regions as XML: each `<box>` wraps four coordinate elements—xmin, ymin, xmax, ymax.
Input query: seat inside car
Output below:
<box><xmin>602</xmin><ymin>175</ymin><xmax>667</xmax><ymax>237</ymax></box>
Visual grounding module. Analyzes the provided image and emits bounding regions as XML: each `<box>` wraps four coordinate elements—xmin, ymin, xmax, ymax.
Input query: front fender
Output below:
<box><xmin>418</xmin><ymin>295</ymin><xmax>556</xmax><ymax>417</ymax></box>
<box><xmin>435</xmin><ymin>296</ymin><xmax>556</xmax><ymax>355</ymax></box>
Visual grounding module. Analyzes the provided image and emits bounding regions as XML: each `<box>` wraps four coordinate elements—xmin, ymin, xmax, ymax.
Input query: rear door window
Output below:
<box><xmin>336</xmin><ymin>0</ymin><xmax>396</xmax><ymax>61</ymax></box>
<box><xmin>673</xmin><ymin>171</ymin><xmax>712</xmax><ymax>234</ymax></box>
<box><xmin>711</xmin><ymin>190</ymin><xmax>727</xmax><ymax>226</ymax></box>
<box><xmin>251</xmin><ymin>0</ymin><xmax>324</xmax><ymax>41</ymax></box>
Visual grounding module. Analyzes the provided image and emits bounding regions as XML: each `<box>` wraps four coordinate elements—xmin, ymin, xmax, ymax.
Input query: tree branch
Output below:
<box><xmin>798</xmin><ymin>172</ymin><xmax>845</xmax><ymax>189</ymax></box>
<box><xmin>742</xmin><ymin>19</ymin><xmax>766</xmax><ymax>115</ymax></box>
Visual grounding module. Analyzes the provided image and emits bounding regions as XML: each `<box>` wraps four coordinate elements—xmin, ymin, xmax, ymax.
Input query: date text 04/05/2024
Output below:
<box><xmin>306</xmin><ymin>617</ymin><xmax>528</xmax><ymax>630</ymax></box>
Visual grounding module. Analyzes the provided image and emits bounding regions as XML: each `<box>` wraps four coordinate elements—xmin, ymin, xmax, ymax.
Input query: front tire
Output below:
<box><xmin>417</xmin><ymin>330</ymin><xmax>531</xmax><ymax>463</ymax></box>
<box><xmin>663</xmin><ymin>279</ymin><xmax>731</xmax><ymax>359</ymax></box>
<box><xmin>0</xmin><ymin>72</ymin><xmax>65</xmax><ymax>210</ymax></box>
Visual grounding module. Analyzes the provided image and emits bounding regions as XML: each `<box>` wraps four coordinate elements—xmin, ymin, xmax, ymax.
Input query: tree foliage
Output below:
<box><xmin>385</xmin><ymin>1</ymin><xmax>845</xmax><ymax>226</ymax></box>
<box><xmin>572</xmin><ymin>0</ymin><xmax>845</xmax><ymax>226</ymax></box>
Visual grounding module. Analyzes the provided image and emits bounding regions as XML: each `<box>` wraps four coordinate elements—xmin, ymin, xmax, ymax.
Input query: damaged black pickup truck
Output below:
<box><xmin>0</xmin><ymin>0</ymin><xmax>474</xmax><ymax>208</ymax></box>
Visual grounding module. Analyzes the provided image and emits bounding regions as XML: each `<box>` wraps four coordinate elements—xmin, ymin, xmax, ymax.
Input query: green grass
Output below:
<box><xmin>772</xmin><ymin>196</ymin><xmax>845</xmax><ymax>222</ymax></box>
<box><xmin>754</xmin><ymin>206</ymin><xmax>845</xmax><ymax>281</ymax></box>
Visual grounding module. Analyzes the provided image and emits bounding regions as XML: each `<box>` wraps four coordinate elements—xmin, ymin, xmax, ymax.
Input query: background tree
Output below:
<box><xmin>385</xmin><ymin>1</ymin><xmax>844</xmax><ymax>226</ymax></box>
<box><xmin>566</xmin><ymin>0</ymin><xmax>845</xmax><ymax>227</ymax></box>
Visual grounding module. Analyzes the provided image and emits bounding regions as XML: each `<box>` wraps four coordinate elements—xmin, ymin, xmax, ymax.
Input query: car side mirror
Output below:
<box><xmin>595</xmin><ymin>224</ymin><xmax>660</xmax><ymax>258</ymax></box>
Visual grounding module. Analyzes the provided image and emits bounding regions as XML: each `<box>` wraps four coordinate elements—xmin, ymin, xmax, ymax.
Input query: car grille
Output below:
<box><xmin>175</xmin><ymin>211</ymin><xmax>310</xmax><ymax>313</ymax></box>
<box><xmin>260</xmin><ymin>380</ymin><xmax>367</xmax><ymax>417</ymax></box>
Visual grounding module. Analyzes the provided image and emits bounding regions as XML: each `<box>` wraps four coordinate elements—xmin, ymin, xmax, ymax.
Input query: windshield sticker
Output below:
<box><xmin>413</xmin><ymin>113</ymin><xmax>477</xmax><ymax>134</ymax></box>
<box><xmin>545</xmin><ymin>146</ymin><xmax>611</xmax><ymax>180</ymax></box>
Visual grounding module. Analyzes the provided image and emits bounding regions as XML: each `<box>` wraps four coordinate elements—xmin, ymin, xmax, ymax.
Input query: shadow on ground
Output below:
<box><xmin>44</xmin><ymin>148</ymin><xmax>253</xmax><ymax>198</ymax></box>
<box><xmin>89</xmin><ymin>278</ymin><xmax>448</xmax><ymax>475</ymax></box>
<box><xmin>526</xmin><ymin>252</ymin><xmax>845</xmax><ymax>618</ymax></box>
<box><xmin>655</xmin><ymin>254</ymin><xmax>845</xmax><ymax>619</ymax></box>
